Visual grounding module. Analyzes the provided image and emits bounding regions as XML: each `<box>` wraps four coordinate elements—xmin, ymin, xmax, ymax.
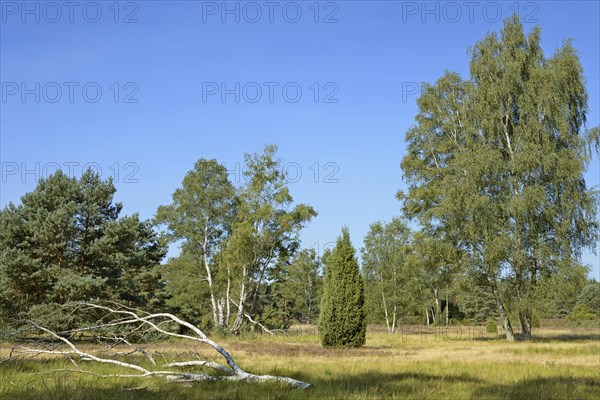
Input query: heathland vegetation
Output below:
<box><xmin>1</xmin><ymin>15</ymin><xmax>599</xmax><ymax>399</ymax></box>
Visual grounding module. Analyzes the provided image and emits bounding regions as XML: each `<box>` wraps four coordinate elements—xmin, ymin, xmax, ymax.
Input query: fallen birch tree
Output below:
<box><xmin>9</xmin><ymin>303</ymin><xmax>310</xmax><ymax>389</ymax></box>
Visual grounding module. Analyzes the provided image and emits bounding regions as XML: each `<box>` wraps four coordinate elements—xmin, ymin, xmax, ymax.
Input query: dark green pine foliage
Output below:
<box><xmin>266</xmin><ymin>249</ymin><xmax>323</xmax><ymax>327</ymax></box>
<box><xmin>575</xmin><ymin>281</ymin><xmax>600</xmax><ymax>318</ymax></box>
<box><xmin>531</xmin><ymin>264</ymin><xmax>589</xmax><ymax>318</ymax></box>
<box><xmin>319</xmin><ymin>228</ymin><xmax>366</xmax><ymax>348</ymax></box>
<box><xmin>0</xmin><ymin>169</ymin><xmax>165</xmax><ymax>328</ymax></box>
<box><xmin>459</xmin><ymin>284</ymin><xmax>498</xmax><ymax>325</ymax></box>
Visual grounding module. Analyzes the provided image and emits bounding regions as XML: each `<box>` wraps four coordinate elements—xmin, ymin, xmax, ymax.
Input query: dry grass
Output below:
<box><xmin>1</xmin><ymin>325</ymin><xmax>599</xmax><ymax>399</ymax></box>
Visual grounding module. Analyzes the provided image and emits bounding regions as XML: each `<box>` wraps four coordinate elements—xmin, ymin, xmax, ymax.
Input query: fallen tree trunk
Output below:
<box><xmin>10</xmin><ymin>303</ymin><xmax>310</xmax><ymax>389</ymax></box>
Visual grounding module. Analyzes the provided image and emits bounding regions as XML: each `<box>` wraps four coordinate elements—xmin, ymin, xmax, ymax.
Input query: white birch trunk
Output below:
<box><xmin>446</xmin><ymin>288</ymin><xmax>449</xmax><ymax>327</ymax></box>
<box><xmin>231</xmin><ymin>266</ymin><xmax>247</xmax><ymax>332</ymax></box>
<box><xmin>434</xmin><ymin>288</ymin><xmax>441</xmax><ymax>327</ymax></box>
<box><xmin>382</xmin><ymin>290</ymin><xmax>391</xmax><ymax>333</ymax></box>
<box><xmin>226</xmin><ymin>265</ymin><xmax>231</xmax><ymax>327</ymax></box>
<box><xmin>16</xmin><ymin>304</ymin><xmax>310</xmax><ymax>389</ymax></box>
<box><xmin>491</xmin><ymin>284</ymin><xmax>515</xmax><ymax>342</ymax></box>
<box><xmin>202</xmin><ymin>220</ymin><xmax>219</xmax><ymax>328</ymax></box>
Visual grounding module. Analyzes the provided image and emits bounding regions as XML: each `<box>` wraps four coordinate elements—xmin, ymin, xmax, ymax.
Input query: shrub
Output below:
<box><xmin>576</xmin><ymin>283</ymin><xmax>600</xmax><ymax>318</ymax></box>
<box><xmin>401</xmin><ymin>315</ymin><xmax>424</xmax><ymax>325</ymax></box>
<box><xmin>486</xmin><ymin>318</ymin><xmax>497</xmax><ymax>334</ymax></box>
<box><xmin>571</xmin><ymin>304</ymin><xmax>597</xmax><ymax>321</ymax></box>
<box><xmin>531</xmin><ymin>312</ymin><xmax>541</xmax><ymax>329</ymax></box>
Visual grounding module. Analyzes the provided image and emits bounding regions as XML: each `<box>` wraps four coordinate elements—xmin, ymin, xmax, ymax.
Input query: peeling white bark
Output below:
<box><xmin>202</xmin><ymin>217</ymin><xmax>219</xmax><ymax>329</ymax></box>
<box><xmin>13</xmin><ymin>303</ymin><xmax>310</xmax><ymax>389</ymax></box>
<box><xmin>232</xmin><ymin>266</ymin><xmax>248</xmax><ymax>332</ymax></box>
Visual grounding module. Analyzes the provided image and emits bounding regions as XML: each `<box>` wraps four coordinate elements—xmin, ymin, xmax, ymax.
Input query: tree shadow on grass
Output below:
<box><xmin>531</xmin><ymin>333</ymin><xmax>600</xmax><ymax>343</ymax></box>
<box><xmin>296</xmin><ymin>370</ymin><xmax>485</xmax><ymax>398</ymax></box>
<box><xmin>472</xmin><ymin>377</ymin><xmax>600</xmax><ymax>400</ymax></box>
<box><xmin>1</xmin><ymin>379</ymin><xmax>281</xmax><ymax>400</ymax></box>
<box><xmin>309</xmin><ymin>370</ymin><xmax>483</xmax><ymax>386</ymax></box>
<box><xmin>465</xmin><ymin>332</ymin><xmax>600</xmax><ymax>343</ymax></box>
<box><xmin>0</xmin><ymin>370</ymin><xmax>485</xmax><ymax>400</ymax></box>
<box><xmin>3</xmin><ymin>368</ymin><xmax>598</xmax><ymax>400</ymax></box>
<box><xmin>1</xmin><ymin>387</ymin><xmax>168</xmax><ymax>400</ymax></box>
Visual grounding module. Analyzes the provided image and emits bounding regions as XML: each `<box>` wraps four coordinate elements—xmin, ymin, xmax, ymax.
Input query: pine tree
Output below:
<box><xmin>459</xmin><ymin>284</ymin><xmax>498</xmax><ymax>325</ymax></box>
<box><xmin>319</xmin><ymin>228</ymin><xmax>366</xmax><ymax>348</ymax></box>
<box><xmin>0</xmin><ymin>169</ymin><xmax>166</xmax><ymax>329</ymax></box>
<box><xmin>576</xmin><ymin>281</ymin><xmax>600</xmax><ymax>318</ymax></box>
<box><xmin>280</xmin><ymin>249</ymin><xmax>323</xmax><ymax>325</ymax></box>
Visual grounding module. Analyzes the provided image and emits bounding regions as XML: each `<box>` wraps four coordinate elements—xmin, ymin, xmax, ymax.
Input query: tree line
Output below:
<box><xmin>1</xmin><ymin>17</ymin><xmax>598</xmax><ymax>343</ymax></box>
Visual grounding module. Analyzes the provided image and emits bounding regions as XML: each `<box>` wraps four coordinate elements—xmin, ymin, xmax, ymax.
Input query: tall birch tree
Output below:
<box><xmin>400</xmin><ymin>16</ymin><xmax>599</xmax><ymax>341</ymax></box>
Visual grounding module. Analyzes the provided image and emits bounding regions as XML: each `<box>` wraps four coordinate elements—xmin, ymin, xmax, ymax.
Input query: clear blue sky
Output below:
<box><xmin>1</xmin><ymin>1</ymin><xmax>598</xmax><ymax>278</ymax></box>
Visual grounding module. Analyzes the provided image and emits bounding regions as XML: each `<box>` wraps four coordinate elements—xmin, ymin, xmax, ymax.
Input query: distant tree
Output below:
<box><xmin>458</xmin><ymin>281</ymin><xmax>498</xmax><ymax>325</ymax></box>
<box><xmin>531</xmin><ymin>264</ymin><xmax>589</xmax><ymax>318</ymax></box>
<box><xmin>362</xmin><ymin>217</ymin><xmax>414</xmax><ymax>333</ymax></box>
<box><xmin>0</xmin><ymin>170</ymin><xmax>165</xmax><ymax>329</ymax></box>
<box><xmin>576</xmin><ymin>281</ymin><xmax>600</xmax><ymax>318</ymax></box>
<box><xmin>283</xmin><ymin>249</ymin><xmax>323</xmax><ymax>325</ymax></box>
<box><xmin>408</xmin><ymin>231</ymin><xmax>464</xmax><ymax>327</ymax></box>
<box><xmin>255</xmin><ymin>249</ymin><xmax>322</xmax><ymax>329</ymax></box>
<box><xmin>158</xmin><ymin>248</ymin><xmax>213</xmax><ymax>330</ymax></box>
<box><xmin>319</xmin><ymin>228</ymin><xmax>366</xmax><ymax>348</ymax></box>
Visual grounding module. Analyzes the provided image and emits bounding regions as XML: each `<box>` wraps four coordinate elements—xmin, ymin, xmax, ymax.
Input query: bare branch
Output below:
<box><xmin>13</xmin><ymin>303</ymin><xmax>310</xmax><ymax>389</ymax></box>
<box><xmin>163</xmin><ymin>360</ymin><xmax>233</xmax><ymax>375</ymax></box>
<box><xmin>229</xmin><ymin>298</ymin><xmax>274</xmax><ymax>335</ymax></box>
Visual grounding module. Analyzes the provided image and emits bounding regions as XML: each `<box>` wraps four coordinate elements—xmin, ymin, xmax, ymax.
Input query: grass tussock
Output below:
<box><xmin>1</xmin><ymin>326</ymin><xmax>599</xmax><ymax>400</ymax></box>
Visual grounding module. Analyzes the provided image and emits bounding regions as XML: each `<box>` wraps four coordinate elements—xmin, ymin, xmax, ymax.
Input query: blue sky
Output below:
<box><xmin>1</xmin><ymin>1</ymin><xmax>598</xmax><ymax>278</ymax></box>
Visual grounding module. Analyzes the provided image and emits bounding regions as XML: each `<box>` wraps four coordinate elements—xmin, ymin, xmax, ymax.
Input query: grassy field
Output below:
<box><xmin>1</xmin><ymin>325</ymin><xmax>599</xmax><ymax>400</ymax></box>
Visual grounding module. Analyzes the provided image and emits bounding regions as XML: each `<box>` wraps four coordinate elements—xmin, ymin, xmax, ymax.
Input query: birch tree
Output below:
<box><xmin>155</xmin><ymin>159</ymin><xmax>236</xmax><ymax>329</ymax></box>
<box><xmin>156</xmin><ymin>146</ymin><xmax>316</xmax><ymax>333</ymax></box>
<box><xmin>362</xmin><ymin>218</ymin><xmax>413</xmax><ymax>333</ymax></box>
<box><xmin>225</xmin><ymin>145</ymin><xmax>317</xmax><ymax>332</ymax></box>
<box><xmin>10</xmin><ymin>303</ymin><xmax>310</xmax><ymax>389</ymax></box>
<box><xmin>399</xmin><ymin>16</ymin><xmax>598</xmax><ymax>341</ymax></box>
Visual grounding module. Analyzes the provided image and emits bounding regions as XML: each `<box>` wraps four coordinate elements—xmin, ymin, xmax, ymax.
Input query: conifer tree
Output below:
<box><xmin>0</xmin><ymin>169</ymin><xmax>165</xmax><ymax>328</ymax></box>
<box><xmin>319</xmin><ymin>228</ymin><xmax>366</xmax><ymax>348</ymax></box>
